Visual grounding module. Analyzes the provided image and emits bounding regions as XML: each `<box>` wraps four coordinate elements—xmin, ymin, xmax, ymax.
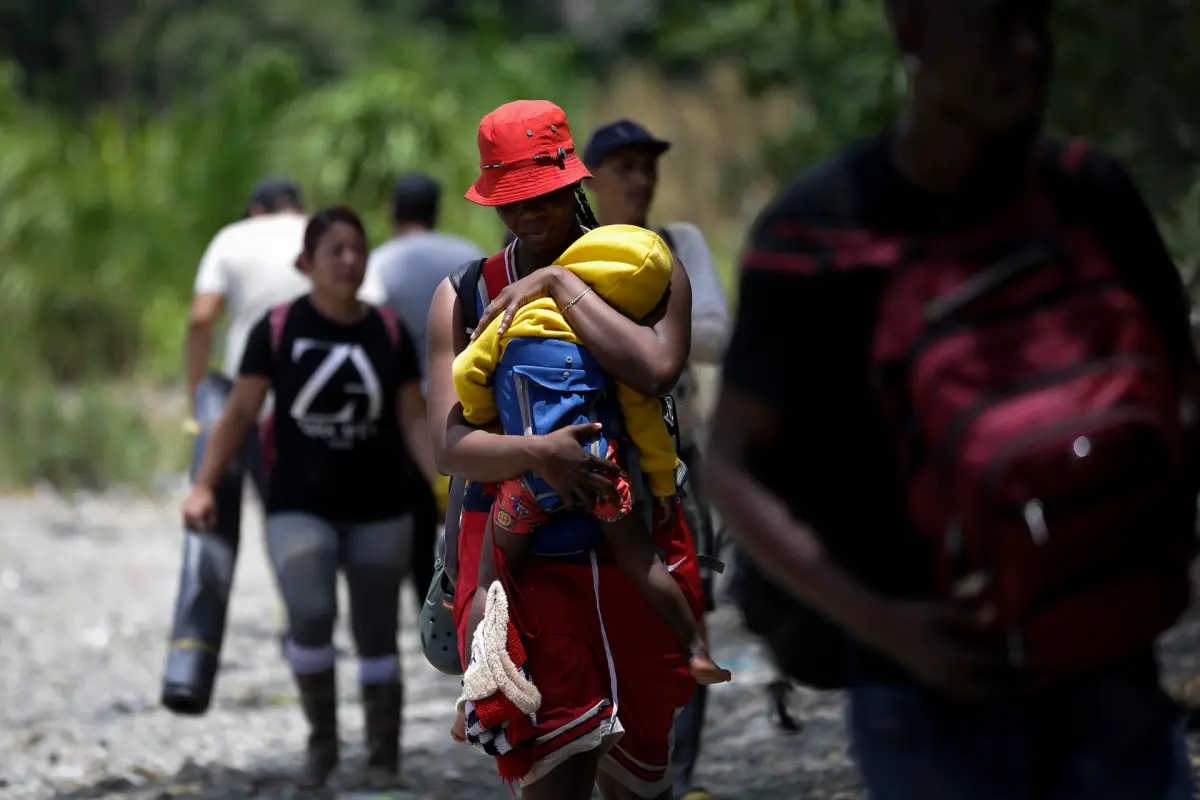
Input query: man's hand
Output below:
<box><xmin>865</xmin><ymin>573</ymin><xmax>1027</xmax><ymax>703</ymax></box>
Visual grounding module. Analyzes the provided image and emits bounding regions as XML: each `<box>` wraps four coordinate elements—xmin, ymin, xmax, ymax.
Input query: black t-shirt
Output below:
<box><xmin>240</xmin><ymin>295</ymin><xmax>422</xmax><ymax>522</ymax></box>
<box><xmin>724</xmin><ymin>131</ymin><xmax>1196</xmax><ymax>671</ymax></box>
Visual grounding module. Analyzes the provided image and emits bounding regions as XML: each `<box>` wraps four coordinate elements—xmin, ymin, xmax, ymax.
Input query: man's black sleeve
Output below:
<box><xmin>722</xmin><ymin>204</ymin><xmax>824</xmax><ymax>411</ymax></box>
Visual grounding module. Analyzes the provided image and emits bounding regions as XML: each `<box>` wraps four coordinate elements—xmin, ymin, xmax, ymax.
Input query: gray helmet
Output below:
<box><xmin>420</xmin><ymin>555</ymin><xmax>463</xmax><ymax>676</ymax></box>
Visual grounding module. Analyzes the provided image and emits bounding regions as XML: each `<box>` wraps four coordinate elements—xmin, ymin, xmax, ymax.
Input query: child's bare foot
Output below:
<box><xmin>451</xmin><ymin>713</ymin><xmax>467</xmax><ymax>743</ymax></box>
<box><xmin>688</xmin><ymin>652</ymin><xmax>732</xmax><ymax>685</ymax></box>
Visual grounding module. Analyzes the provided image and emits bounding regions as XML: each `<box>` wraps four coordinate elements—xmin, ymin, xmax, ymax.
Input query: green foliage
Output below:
<box><xmin>0</xmin><ymin>383</ymin><xmax>184</xmax><ymax>492</ymax></box>
<box><xmin>3</xmin><ymin>0</ymin><xmax>1200</xmax><ymax>487</ymax></box>
<box><xmin>0</xmin><ymin>24</ymin><xmax>591</xmax><ymax>488</ymax></box>
<box><xmin>0</xmin><ymin>32</ymin><xmax>588</xmax><ymax>390</ymax></box>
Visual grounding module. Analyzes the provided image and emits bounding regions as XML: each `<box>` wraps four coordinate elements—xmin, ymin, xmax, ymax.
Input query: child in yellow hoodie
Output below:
<box><xmin>453</xmin><ymin>224</ymin><xmax>729</xmax><ymax>686</ymax></box>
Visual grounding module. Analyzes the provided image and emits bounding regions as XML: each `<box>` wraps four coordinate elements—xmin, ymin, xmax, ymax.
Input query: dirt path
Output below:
<box><xmin>0</xmin><ymin>489</ymin><xmax>860</xmax><ymax>799</ymax></box>
<box><xmin>2</xmin><ymin>487</ymin><xmax>1198</xmax><ymax>799</ymax></box>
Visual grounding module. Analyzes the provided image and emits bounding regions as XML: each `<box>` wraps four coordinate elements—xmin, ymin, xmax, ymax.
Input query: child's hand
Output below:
<box><xmin>451</xmin><ymin>712</ymin><xmax>467</xmax><ymax>743</ymax></box>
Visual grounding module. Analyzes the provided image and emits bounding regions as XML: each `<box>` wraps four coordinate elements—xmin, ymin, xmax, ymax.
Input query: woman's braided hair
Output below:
<box><xmin>573</xmin><ymin>183</ymin><xmax>600</xmax><ymax>229</ymax></box>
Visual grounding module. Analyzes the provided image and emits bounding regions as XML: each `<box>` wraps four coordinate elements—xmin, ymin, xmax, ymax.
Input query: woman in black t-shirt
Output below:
<box><xmin>183</xmin><ymin>206</ymin><xmax>436</xmax><ymax>789</ymax></box>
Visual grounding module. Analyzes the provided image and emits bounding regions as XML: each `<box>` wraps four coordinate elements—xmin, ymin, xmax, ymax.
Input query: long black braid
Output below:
<box><xmin>573</xmin><ymin>183</ymin><xmax>600</xmax><ymax>230</ymax></box>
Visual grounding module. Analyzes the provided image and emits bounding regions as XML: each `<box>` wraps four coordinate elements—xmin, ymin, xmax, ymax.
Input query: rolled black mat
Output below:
<box><xmin>161</xmin><ymin>472</ymin><xmax>243</xmax><ymax>715</ymax></box>
<box><xmin>161</xmin><ymin>374</ymin><xmax>258</xmax><ymax>716</ymax></box>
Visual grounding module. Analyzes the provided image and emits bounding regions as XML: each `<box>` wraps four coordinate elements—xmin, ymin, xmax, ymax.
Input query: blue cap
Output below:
<box><xmin>582</xmin><ymin>120</ymin><xmax>671</xmax><ymax>169</ymax></box>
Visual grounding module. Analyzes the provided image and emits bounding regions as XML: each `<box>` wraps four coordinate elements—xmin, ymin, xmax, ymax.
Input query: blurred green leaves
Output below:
<box><xmin>0</xmin><ymin>30</ymin><xmax>587</xmax><ymax>390</ymax></box>
<box><xmin>0</xmin><ymin>24</ymin><xmax>588</xmax><ymax>489</ymax></box>
<box><xmin>2</xmin><ymin>0</ymin><xmax>1200</xmax><ymax>489</ymax></box>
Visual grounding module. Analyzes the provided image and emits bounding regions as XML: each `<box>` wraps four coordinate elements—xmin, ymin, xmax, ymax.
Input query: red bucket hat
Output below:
<box><xmin>465</xmin><ymin>100</ymin><xmax>592</xmax><ymax>207</ymax></box>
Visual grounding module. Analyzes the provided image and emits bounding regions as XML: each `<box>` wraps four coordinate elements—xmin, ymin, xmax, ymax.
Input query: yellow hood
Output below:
<box><xmin>555</xmin><ymin>224</ymin><xmax>673</xmax><ymax>321</ymax></box>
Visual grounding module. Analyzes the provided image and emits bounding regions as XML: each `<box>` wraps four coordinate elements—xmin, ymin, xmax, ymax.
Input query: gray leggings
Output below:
<box><xmin>266</xmin><ymin>513</ymin><xmax>413</xmax><ymax>675</ymax></box>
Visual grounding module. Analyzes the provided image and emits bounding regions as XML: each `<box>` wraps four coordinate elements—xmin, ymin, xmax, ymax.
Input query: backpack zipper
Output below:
<box><xmin>941</xmin><ymin>402</ymin><xmax>1170</xmax><ymax>579</ymax></box>
<box><xmin>979</xmin><ymin>406</ymin><xmax>1171</xmax><ymax>553</ymax></box>
<box><xmin>935</xmin><ymin>356</ymin><xmax>1159</xmax><ymax>562</ymax></box>
<box><xmin>512</xmin><ymin>373</ymin><xmax>534</xmax><ymax>436</ymax></box>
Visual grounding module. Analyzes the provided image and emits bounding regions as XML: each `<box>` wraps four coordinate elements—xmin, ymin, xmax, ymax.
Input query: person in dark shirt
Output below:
<box><xmin>707</xmin><ymin>1</ymin><xmax>1199</xmax><ymax>797</ymax></box>
<box><xmin>183</xmin><ymin>206</ymin><xmax>436</xmax><ymax>790</ymax></box>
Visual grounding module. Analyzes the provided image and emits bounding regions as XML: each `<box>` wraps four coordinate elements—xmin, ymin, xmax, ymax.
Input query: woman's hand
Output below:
<box><xmin>471</xmin><ymin>266</ymin><xmax>568</xmax><ymax>340</ymax></box>
<box><xmin>182</xmin><ymin>485</ymin><xmax>218</xmax><ymax>532</ymax></box>
<box><xmin>529</xmin><ymin>422</ymin><xmax>624</xmax><ymax>508</ymax></box>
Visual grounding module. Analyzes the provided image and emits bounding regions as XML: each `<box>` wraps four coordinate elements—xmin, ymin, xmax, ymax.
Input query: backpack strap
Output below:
<box><xmin>650</xmin><ymin>226</ymin><xmax>691</xmax><ymax>492</ymax></box>
<box><xmin>452</xmin><ymin>248</ymin><xmax>510</xmax><ymax>336</ymax></box>
<box><xmin>377</xmin><ymin>306</ymin><xmax>401</xmax><ymax>348</ymax></box>
<box><xmin>1039</xmin><ymin>137</ymin><xmax>1194</xmax><ymax>367</ymax></box>
<box><xmin>268</xmin><ymin>301</ymin><xmax>295</xmax><ymax>365</ymax></box>
<box><xmin>656</xmin><ymin>224</ymin><xmax>677</xmax><ymax>255</ymax></box>
<box><xmin>1060</xmin><ymin>136</ymin><xmax>1089</xmax><ymax>173</ymax></box>
<box><xmin>453</xmin><ymin>258</ymin><xmax>485</xmax><ymax>334</ymax></box>
<box><xmin>443</xmin><ymin>247</ymin><xmax>513</xmax><ymax>579</ymax></box>
<box><xmin>478</xmin><ymin>249</ymin><xmax>513</xmax><ymax>318</ymax></box>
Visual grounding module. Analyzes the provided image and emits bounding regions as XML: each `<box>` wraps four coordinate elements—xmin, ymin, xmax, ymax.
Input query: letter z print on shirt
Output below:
<box><xmin>289</xmin><ymin>338</ymin><xmax>384</xmax><ymax>445</ymax></box>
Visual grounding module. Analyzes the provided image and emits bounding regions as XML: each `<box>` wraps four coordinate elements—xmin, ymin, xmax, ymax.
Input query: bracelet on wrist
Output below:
<box><xmin>561</xmin><ymin>285</ymin><xmax>593</xmax><ymax>314</ymax></box>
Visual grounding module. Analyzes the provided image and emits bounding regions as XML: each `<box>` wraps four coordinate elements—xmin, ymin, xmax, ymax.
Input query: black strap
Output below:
<box><xmin>453</xmin><ymin>257</ymin><xmax>486</xmax><ymax>333</ymax></box>
<box><xmin>442</xmin><ymin>257</ymin><xmax>485</xmax><ymax>581</ymax></box>
<box><xmin>922</xmin><ymin>239</ymin><xmax>1059</xmax><ymax>325</ymax></box>
<box><xmin>656</xmin><ymin>224</ymin><xmax>677</xmax><ymax>255</ymax></box>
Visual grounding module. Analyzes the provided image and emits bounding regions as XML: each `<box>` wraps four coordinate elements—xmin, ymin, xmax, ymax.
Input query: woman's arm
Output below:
<box><xmin>426</xmin><ymin>279</ymin><xmax>622</xmax><ymax>500</ymax></box>
<box><xmin>427</xmin><ymin>279</ymin><xmax>547</xmax><ymax>481</ymax></box>
<box><xmin>667</xmin><ymin>222</ymin><xmax>731</xmax><ymax>365</ymax></box>
<box><xmin>194</xmin><ymin>376</ymin><xmax>269</xmax><ymax>490</ymax></box>
<box><xmin>475</xmin><ymin>258</ymin><xmax>694</xmax><ymax>398</ymax></box>
<box><xmin>548</xmin><ymin>257</ymin><xmax>692</xmax><ymax>397</ymax></box>
<box><xmin>396</xmin><ymin>381</ymin><xmax>438</xmax><ymax>487</ymax></box>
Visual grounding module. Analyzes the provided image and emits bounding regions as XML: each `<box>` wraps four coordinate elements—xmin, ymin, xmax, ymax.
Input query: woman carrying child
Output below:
<box><xmin>425</xmin><ymin>99</ymin><xmax>716</xmax><ymax>799</ymax></box>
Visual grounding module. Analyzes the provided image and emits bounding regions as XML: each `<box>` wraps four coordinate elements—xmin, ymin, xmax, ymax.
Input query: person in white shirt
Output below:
<box><xmin>185</xmin><ymin>175</ymin><xmax>312</xmax><ymax>496</ymax></box>
<box><xmin>187</xmin><ymin>177</ymin><xmax>311</xmax><ymax>411</ymax></box>
<box><xmin>582</xmin><ymin>120</ymin><xmax>731</xmax><ymax>800</ymax></box>
<box><xmin>359</xmin><ymin>173</ymin><xmax>484</xmax><ymax>606</ymax></box>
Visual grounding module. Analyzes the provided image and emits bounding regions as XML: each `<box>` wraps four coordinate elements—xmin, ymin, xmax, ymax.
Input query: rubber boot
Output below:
<box><xmin>361</xmin><ymin>681</ymin><xmax>402</xmax><ymax>783</ymax></box>
<box><xmin>294</xmin><ymin>669</ymin><xmax>339</xmax><ymax>788</ymax></box>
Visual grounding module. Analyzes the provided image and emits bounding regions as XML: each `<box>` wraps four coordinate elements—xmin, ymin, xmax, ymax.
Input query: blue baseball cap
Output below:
<box><xmin>582</xmin><ymin>120</ymin><xmax>671</xmax><ymax>169</ymax></box>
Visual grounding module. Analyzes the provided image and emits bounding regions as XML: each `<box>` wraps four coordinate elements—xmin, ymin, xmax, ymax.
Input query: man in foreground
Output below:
<box><xmin>706</xmin><ymin>1</ymin><xmax>1199</xmax><ymax>797</ymax></box>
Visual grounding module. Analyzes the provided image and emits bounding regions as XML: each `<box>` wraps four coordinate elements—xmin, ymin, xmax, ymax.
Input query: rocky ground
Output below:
<box><xmin>2</xmin><ymin>485</ymin><xmax>1200</xmax><ymax>799</ymax></box>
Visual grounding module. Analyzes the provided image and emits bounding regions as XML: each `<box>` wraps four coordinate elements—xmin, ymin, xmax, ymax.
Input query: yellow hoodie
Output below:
<box><xmin>453</xmin><ymin>224</ymin><xmax>679</xmax><ymax>498</ymax></box>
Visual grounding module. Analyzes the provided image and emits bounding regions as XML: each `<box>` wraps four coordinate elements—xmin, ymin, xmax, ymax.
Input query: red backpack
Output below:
<box><xmin>258</xmin><ymin>301</ymin><xmax>400</xmax><ymax>476</ymax></box>
<box><xmin>869</xmin><ymin>139</ymin><xmax>1195</xmax><ymax>673</ymax></box>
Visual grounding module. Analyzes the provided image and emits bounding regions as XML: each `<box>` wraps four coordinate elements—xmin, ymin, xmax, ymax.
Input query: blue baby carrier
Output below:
<box><xmin>494</xmin><ymin>336</ymin><xmax>617</xmax><ymax>515</ymax></box>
